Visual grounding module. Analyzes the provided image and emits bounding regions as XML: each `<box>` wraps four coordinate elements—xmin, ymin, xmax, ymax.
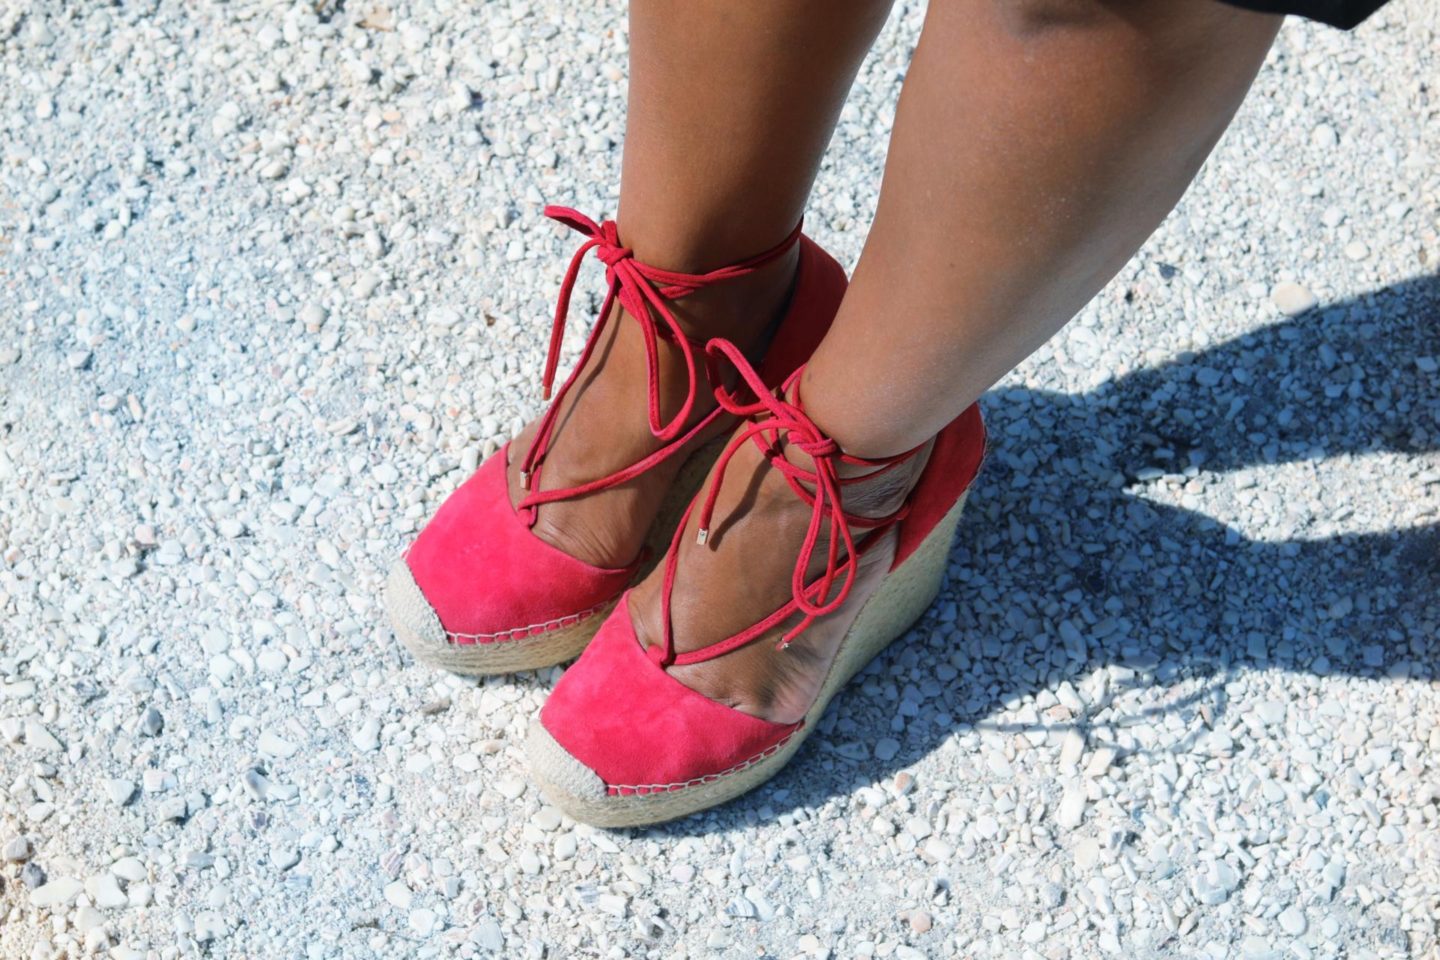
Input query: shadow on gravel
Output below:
<box><xmin>652</xmin><ymin>271</ymin><xmax>1440</xmax><ymax>835</ymax></box>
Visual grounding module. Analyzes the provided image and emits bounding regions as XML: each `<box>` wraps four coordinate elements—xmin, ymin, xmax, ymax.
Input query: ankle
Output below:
<box><xmin>665</xmin><ymin>245</ymin><xmax>801</xmax><ymax>352</ymax></box>
<box><xmin>776</xmin><ymin>428</ymin><xmax>933</xmax><ymax>523</ymax></box>
<box><xmin>776</xmin><ymin>375</ymin><xmax>933</xmax><ymax>516</ymax></box>
<box><xmin>586</xmin><ymin>247</ymin><xmax>801</xmax><ymax>435</ymax></box>
<box><xmin>795</xmin><ymin>362</ymin><xmax>942</xmax><ymax>461</ymax></box>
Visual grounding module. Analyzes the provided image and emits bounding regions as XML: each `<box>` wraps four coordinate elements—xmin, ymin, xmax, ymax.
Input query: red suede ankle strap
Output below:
<box><xmin>648</xmin><ymin>340</ymin><xmax>925</xmax><ymax>668</ymax></box>
<box><xmin>516</xmin><ymin>206</ymin><xmax>803</xmax><ymax>527</ymax></box>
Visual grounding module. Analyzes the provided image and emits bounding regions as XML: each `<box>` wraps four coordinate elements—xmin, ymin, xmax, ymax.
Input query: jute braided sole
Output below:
<box><xmin>385</xmin><ymin>435</ymin><xmax>729</xmax><ymax>676</ymax></box>
<box><xmin>526</xmin><ymin>489</ymin><xmax>970</xmax><ymax>827</ymax></box>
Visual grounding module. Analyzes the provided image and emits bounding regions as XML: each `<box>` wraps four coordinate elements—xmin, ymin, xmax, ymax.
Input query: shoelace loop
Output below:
<box><xmin>515</xmin><ymin>207</ymin><xmax>801</xmax><ymax>524</ymax></box>
<box><xmin>650</xmin><ymin>341</ymin><xmax>924</xmax><ymax>667</ymax></box>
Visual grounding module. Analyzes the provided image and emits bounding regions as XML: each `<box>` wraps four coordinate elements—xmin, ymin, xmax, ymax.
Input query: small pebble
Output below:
<box><xmin>87</xmin><ymin>873</ymin><xmax>128</xmax><ymax>910</ymax></box>
<box><xmin>3</xmin><ymin>836</ymin><xmax>33</xmax><ymax>862</ymax></box>
<box><xmin>139</xmin><ymin>706</ymin><xmax>164</xmax><ymax>737</ymax></box>
<box><xmin>1279</xmin><ymin>905</ymin><xmax>1307</xmax><ymax>937</ymax></box>
<box><xmin>25</xmin><ymin>719</ymin><xmax>63</xmax><ymax>754</ymax></box>
<box><xmin>258</xmin><ymin>731</ymin><xmax>298</xmax><ymax>759</ymax></box>
<box><xmin>1055</xmin><ymin>783</ymin><xmax>1087</xmax><ymax>829</ymax></box>
<box><xmin>102</xmin><ymin>778</ymin><xmax>136</xmax><ymax>806</ymax></box>
<box><xmin>1271</xmin><ymin>282</ymin><xmax>1318</xmax><ymax>316</ymax></box>
<box><xmin>384</xmin><ymin>880</ymin><xmax>413</xmax><ymax>910</ymax></box>
<box><xmin>30</xmin><ymin>877</ymin><xmax>84</xmax><ymax>908</ymax></box>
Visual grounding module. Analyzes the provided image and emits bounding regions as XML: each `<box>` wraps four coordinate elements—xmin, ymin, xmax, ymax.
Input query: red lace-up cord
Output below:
<box><xmin>647</xmin><ymin>339</ymin><xmax>925</xmax><ymax>668</ymax></box>
<box><xmin>515</xmin><ymin>206</ymin><xmax>802</xmax><ymax>527</ymax></box>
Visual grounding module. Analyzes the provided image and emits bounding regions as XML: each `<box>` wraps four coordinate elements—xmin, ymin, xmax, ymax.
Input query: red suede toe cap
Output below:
<box><xmin>540</xmin><ymin>595</ymin><xmax>799</xmax><ymax>793</ymax></box>
<box><xmin>405</xmin><ymin>446</ymin><xmax>638</xmax><ymax>644</ymax></box>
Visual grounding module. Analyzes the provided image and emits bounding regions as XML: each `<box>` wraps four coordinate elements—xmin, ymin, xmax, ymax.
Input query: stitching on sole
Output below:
<box><xmin>396</xmin><ymin>547</ymin><xmax>612</xmax><ymax>648</ymax></box>
<box><xmin>444</xmin><ymin>600</ymin><xmax>612</xmax><ymax>646</ymax></box>
<box><xmin>605</xmin><ymin>727</ymin><xmax>802</xmax><ymax>796</ymax></box>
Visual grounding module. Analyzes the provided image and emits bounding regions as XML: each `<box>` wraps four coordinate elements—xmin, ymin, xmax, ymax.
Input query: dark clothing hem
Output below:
<box><xmin>1218</xmin><ymin>0</ymin><xmax>1388</xmax><ymax>29</ymax></box>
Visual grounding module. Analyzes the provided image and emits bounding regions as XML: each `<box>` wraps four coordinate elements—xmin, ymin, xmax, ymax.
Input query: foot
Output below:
<box><xmin>507</xmin><ymin>247</ymin><xmax>799</xmax><ymax>569</ymax></box>
<box><xmin>628</xmin><ymin>402</ymin><xmax>933</xmax><ymax>725</ymax></box>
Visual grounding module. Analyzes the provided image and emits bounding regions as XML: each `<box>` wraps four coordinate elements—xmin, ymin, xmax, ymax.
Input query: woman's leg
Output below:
<box><xmin>640</xmin><ymin>0</ymin><xmax>1283</xmax><ymax>721</ymax></box>
<box><xmin>802</xmin><ymin>0</ymin><xmax>1283</xmax><ymax>456</ymax></box>
<box><xmin>510</xmin><ymin>0</ymin><xmax>892</xmax><ymax>568</ymax></box>
<box><xmin>619</xmin><ymin>0</ymin><xmax>894</xmax><ymax>273</ymax></box>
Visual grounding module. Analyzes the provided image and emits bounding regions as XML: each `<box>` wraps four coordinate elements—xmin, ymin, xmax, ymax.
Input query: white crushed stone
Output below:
<box><xmin>0</xmin><ymin>1</ymin><xmax>1437</xmax><ymax>958</ymax></box>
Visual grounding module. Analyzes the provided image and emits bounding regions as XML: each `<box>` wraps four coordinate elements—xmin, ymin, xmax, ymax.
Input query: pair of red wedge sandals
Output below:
<box><xmin>386</xmin><ymin>206</ymin><xmax>985</xmax><ymax>827</ymax></box>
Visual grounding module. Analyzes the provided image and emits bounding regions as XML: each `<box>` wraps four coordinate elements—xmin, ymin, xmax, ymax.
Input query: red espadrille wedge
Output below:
<box><xmin>386</xmin><ymin>208</ymin><xmax>847</xmax><ymax>675</ymax></box>
<box><xmin>527</xmin><ymin>341</ymin><xmax>986</xmax><ymax>826</ymax></box>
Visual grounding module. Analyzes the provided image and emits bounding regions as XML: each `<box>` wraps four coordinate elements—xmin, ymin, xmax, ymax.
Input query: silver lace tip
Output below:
<box><xmin>519</xmin><ymin>470</ymin><xmax>531</xmax><ymax>490</ymax></box>
<box><xmin>695</xmin><ymin>528</ymin><xmax>709</xmax><ymax>547</ymax></box>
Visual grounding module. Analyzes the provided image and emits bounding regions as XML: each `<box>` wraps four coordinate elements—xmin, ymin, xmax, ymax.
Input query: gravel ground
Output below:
<box><xmin>2</xmin><ymin>0</ymin><xmax>1438</xmax><ymax>957</ymax></box>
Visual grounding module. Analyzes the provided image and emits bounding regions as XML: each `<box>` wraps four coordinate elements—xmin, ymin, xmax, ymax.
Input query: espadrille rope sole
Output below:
<box><xmin>386</xmin><ymin>434</ymin><xmax>728</xmax><ymax>676</ymax></box>
<box><xmin>527</xmin><ymin>489</ymin><xmax>970</xmax><ymax>827</ymax></box>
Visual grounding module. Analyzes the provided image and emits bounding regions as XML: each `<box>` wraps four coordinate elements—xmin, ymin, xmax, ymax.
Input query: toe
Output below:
<box><xmin>527</xmin><ymin>718</ymin><xmax>607</xmax><ymax>803</ymax></box>
<box><xmin>385</xmin><ymin>559</ymin><xmax>449</xmax><ymax>657</ymax></box>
